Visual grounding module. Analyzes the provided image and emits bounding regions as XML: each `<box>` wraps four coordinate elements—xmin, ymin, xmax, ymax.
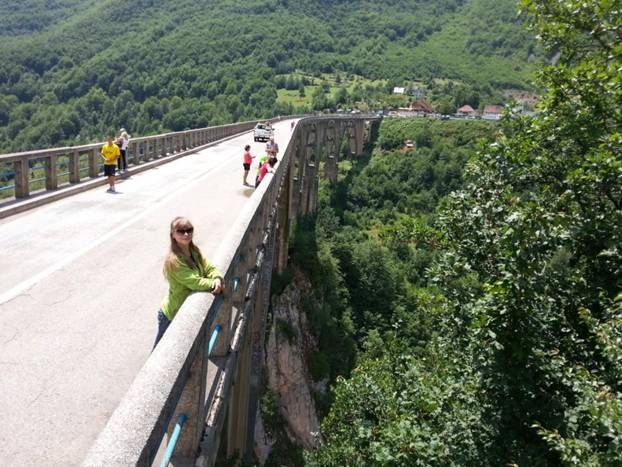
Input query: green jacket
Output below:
<box><xmin>161</xmin><ymin>252</ymin><xmax>224</xmax><ymax>320</ymax></box>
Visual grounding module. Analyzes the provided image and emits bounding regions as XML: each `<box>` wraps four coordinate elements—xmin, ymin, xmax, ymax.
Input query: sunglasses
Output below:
<box><xmin>176</xmin><ymin>227</ymin><xmax>194</xmax><ymax>234</ymax></box>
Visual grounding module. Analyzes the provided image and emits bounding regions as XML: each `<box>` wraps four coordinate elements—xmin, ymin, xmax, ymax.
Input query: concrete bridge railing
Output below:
<box><xmin>0</xmin><ymin>121</ymin><xmax>265</xmax><ymax>218</ymax></box>
<box><xmin>82</xmin><ymin>115</ymin><xmax>381</xmax><ymax>467</ymax></box>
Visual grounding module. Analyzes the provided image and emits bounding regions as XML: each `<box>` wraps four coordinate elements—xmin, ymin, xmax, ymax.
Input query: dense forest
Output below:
<box><xmin>0</xmin><ymin>0</ymin><xmax>539</xmax><ymax>152</ymax></box>
<box><xmin>263</xmin><ymin>1</ymin><xmax>622</xmax><ymax>466</ymax></box>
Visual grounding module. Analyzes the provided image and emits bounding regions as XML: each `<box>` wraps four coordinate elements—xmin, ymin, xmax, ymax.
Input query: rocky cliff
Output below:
<box><xmin>254</xmin><ymin>271</ymin><xmax>323</xmax><ymax>464</ymax></box>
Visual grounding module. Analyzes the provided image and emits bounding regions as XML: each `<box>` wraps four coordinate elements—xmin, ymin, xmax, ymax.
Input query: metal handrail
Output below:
<box><xmin>159</xmin><ymin>414</ymin><xmax>187</xmax><ymax>467</ymax></box>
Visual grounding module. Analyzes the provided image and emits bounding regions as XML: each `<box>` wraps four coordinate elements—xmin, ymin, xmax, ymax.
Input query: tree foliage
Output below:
<box><xmin>301</xmin><ymin>1</ymin><xmax>622</xmax><ymax>465</ymax></box>
<box><xmin>0</xmin><ymin>0</ymin><xmax>538</xmax><ymax>152</ymax></box>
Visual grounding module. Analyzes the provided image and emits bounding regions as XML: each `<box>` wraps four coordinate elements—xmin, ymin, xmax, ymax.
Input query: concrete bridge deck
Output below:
<box><xmin>0</xmin><ymin>120</ymin><xmax>294</xmax><ymax>466</ymax></box>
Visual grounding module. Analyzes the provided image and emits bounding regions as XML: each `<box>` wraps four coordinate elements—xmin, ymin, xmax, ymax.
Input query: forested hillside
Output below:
<box><xmin>280</xmin><ymin>2</ymin><xmax>620</xmax><ymax>466</ymax></box>
<box><xmin>0</xmin><ymin>0</ymin><xmax>538</xmax><ymax>152</ymax></box>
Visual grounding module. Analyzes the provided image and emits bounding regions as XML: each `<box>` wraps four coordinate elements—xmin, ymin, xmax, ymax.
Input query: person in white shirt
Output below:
<box><xmin>266</xmin><ymin>136</ymin><xmax>279</xmax><ymax>161</ymax></box>
<box><xmin>116</xmin><ymin>128</ymin><xmax>131</xmax><ymax>173</ymax></box>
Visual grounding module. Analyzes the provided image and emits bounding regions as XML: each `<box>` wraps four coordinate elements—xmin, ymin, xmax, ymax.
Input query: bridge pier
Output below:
<box><xmin>301</xmin><ymin>123</ymin><xmax>318</xmax><ymax>215</ymax></box>
<box><xmin>354</xmin><ymin>120</ymin><xmax>365</xmax><ymax>155</ymax></box>
<box><xmin>323</xmin><ymin>121</ymin><xmax>339</xmax><ymax>183</ymax></box>
<box><xmin>289</xmin><ymin>129</ymin><xmax>304</xmax><ymax>219</ymax></box>
<box><xmin>275</xmin><ymin>163</ymin><xmax>292</xmax><ymax>274</ymax></box>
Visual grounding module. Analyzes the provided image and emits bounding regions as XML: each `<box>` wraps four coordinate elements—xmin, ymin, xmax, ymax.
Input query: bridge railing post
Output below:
<box><xmin>44</xmin><ymin>154</ymin><xmax>58</xmax><ymax>190</ymax></box>
<box><xmin>13</xmin><ymin>159</ymin><xmax>29</xmax><ymax>198</ymax></box>
<box><xmin>88</xmin><ymin>148</ymin><xmax>99</xmax><ymax>178</ymax></box>
<box><xmin>68</xmin><ymin>150</ymin><xmax>80</xmax><ymax>183</ymax></box>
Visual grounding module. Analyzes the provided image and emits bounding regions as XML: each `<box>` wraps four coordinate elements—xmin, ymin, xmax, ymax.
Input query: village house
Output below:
<box><xmin>456</xmin><ymin>104</ymin><xmax>476</xmax><ymax>118</ymax></box>
<box><xmin>410</xmin><ymin>98</ymin><xmax>435</xmax><ymax>116</ymax></box>
<box><xmin>482</xmin><ymin>104</ymin><xmax>503</xmax><ymax>120</ymax></box>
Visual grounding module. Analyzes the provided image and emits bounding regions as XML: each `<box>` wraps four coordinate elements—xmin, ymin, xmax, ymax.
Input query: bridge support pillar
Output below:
<box><xmin>289</xmin><ymin>128</ymin><xmax>305</xmax><ymax>219</ymax></box>
<box><xmin>324</xmin><ymin>122</ymin><xmax>339</xmax><ymax>183</ymax></box>
<box><xmin>354</xmin><ymin>120</ymin><xmax>365</xmax><ymax>155</ymax></box>
<box><xmin>275</xmin><ymin>163</ymin><xmax>292</xmax><ymax>274</ymax></box>
<box><xmin>307</xmin><ymin>124</ymin><xmax>324</xmax><ymax>214</ymax></box>
<box><xmin>301</xmin><ymin>124</ymin><xmax>317</xmax><ymax>215</ymax></box>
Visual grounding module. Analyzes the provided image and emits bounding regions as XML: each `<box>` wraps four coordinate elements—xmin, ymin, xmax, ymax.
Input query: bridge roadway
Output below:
<box><xmin>0</xmin><ymin>120</ymin><xmax>295</xmax><ymax>467</ymax></box>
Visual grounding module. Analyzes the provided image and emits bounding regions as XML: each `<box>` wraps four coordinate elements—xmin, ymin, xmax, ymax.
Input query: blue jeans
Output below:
<box><xmin>152</xmin><ymin>310</ymin><xmax>170</xmax><ymax>350</ymax></box>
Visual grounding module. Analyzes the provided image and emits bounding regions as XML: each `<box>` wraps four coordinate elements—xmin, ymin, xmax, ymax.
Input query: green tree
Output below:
<box><xmin>308</xmin><ymin>1</ymin><xmax>622</xmax><ymax>466</ymax></box>
<box><xmin>431</xmin><ymin>0</ymin><xmax>622</xmax><ymax>463</ymax></box>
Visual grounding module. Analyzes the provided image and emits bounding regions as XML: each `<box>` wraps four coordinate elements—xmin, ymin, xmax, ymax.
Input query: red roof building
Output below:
<box><xmin>410</xmin><ymin>99</ymin><xmax>435</xmax><ymax>114</ymax></box>
<box><xmin>482</xmin><ymin>105</ymin><xmax>503</xmax><ymax>120</ymax></box>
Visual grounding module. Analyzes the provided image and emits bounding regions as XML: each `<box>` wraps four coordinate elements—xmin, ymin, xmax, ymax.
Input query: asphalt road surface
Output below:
<box><xmin>0</xmin><ymin>120</ymin><xmax>294</xmax><ymax>466</ymax></box>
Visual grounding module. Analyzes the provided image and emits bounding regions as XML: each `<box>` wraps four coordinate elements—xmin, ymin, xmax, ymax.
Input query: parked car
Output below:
<box><xmin>253</xmin><ymin>123</ymin><xmax>273</xmax><ymax>142</ymax></box>
<box><xmin>405</xmin><ymin>139</ymin><xmax>414</xmax><ymax>149</ymax></box>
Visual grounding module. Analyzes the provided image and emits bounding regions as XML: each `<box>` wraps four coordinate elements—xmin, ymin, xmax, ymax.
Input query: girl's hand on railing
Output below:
<box><xmin>211</xmin><ymin>278</ymin><xmax>224</xmax><ymax>295</ymax></box>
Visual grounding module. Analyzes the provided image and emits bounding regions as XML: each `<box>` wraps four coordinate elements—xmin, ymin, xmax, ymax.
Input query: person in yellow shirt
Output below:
<box><xmin>100</xmin><ymin>135</ymin><xmax>120</xmax><ymax>193</ymax></box>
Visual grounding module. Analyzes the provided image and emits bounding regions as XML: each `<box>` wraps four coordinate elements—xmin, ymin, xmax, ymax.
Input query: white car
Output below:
<box><xmin>253</xmin><ymin>123</ymin><xmax>273</xmax><ymax>142</ymax></box>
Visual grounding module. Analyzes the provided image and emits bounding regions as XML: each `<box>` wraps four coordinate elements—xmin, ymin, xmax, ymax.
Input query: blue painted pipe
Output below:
<box><xmin>159</xmin><ymin>414</ymin><xmax>187</xmax><ymax>467</ymax></box>
<box><xmin>208</xmin><ymin>325</ymin><xmax>221</xmax><ymax>356</ymax></box>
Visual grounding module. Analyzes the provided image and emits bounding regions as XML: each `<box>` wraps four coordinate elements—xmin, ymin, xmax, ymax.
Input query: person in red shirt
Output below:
<box><xmin>242</xmin><ymin>144</ymin><xmax>255</xmax><ymax>186</ymax></box>
<box><xmin>255</xmin><ymin>157</ymin><xmax>276</xmax><ymax>188</ymax></box>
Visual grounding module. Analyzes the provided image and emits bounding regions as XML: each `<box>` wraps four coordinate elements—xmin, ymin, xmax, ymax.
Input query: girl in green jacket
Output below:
<box><xmin>153</xmin><ymin>217</ymin><xmax>224</xmax><ymax>349</ymax></box>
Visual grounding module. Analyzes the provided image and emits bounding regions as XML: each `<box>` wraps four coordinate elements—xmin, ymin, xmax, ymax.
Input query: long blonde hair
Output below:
<box><xmin>163</xmin><ymin>217</ymin><xmax>204</xmax><ymax>278</ymax></box>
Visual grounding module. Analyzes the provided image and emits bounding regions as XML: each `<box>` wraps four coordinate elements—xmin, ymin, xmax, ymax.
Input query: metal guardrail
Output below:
<box><xmin>159</xmin><ymin>414</ymin><xmax>187</xmax><ymax>467</ymax></box>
